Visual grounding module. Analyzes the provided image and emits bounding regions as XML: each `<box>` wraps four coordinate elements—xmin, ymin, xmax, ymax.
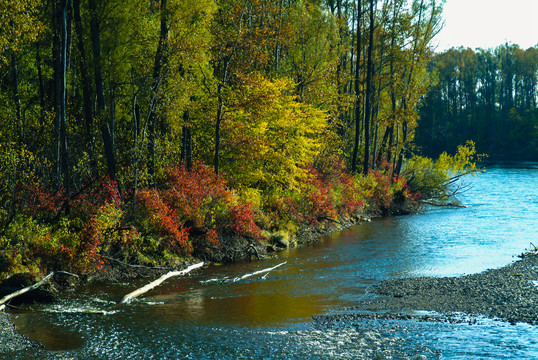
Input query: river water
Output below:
<box><xmin>4</xmin><ymin>162</ymin><xmax>538</xmax><ymax>359</ymax></box>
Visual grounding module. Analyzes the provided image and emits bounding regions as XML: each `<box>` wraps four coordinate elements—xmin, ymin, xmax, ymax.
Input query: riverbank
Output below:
<box><xmin>0</xmin><ymin>199</ymin><xmax>413</xmax><ymax>354</ymax></box>
<box><xmin>322</xmin><ymin>250</ymin><xmax>538</xmax><ymax>326</ymax></box>
<box><xmin>0</xmin><ymin>312</ymin><xmax>38</xmax><ymax>353</ymax></box>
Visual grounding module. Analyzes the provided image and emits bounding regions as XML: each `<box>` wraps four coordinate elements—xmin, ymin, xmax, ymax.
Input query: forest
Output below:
<box><xmin>0</xmin><ymin>0</ymin><xmax>482</xmax><ymax>278</ymax></box>
<box><xmin>416</xmin><ymin>45</ymin><xmax>538</xmax><ymax>159</ymax></box>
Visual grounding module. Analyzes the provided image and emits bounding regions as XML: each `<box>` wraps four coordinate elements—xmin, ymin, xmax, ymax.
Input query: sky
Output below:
<box><xmin>433</xmin><ymin>0</ymin><xmax>538</xmax><ymax>52</ymax></box>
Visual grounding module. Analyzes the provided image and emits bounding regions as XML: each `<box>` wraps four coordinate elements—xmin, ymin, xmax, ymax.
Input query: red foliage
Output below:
<box><xmin>136</xmin><ymin>189</ymin><xmax>191</xmax><ymax>254</ymax></box>
<box><xmin>134</xmin><ymin>162</ymin><xmax>264</xmax><ymax>255</ymax></box>
<box><xmin>306</xmin><ymin>176</ymin><xmax>338</xmax><ymax>224</ymax></box>
<box><xmin>226</xmin><ymin>203</ymin><xmax>263</xmax><ymax>240</ymax></box>
<box><xmin>163</xmin><ymin>163</ymin><xmax>262</xmax><ymax>240</ymax></box>
<box><xmin>78</xmin><ymin>216</ymin><xmax>106</xmax><ymax>271</ymax></box>
<box><xmin>71</xmin><ymin>178</ymin><xmax>122</xmax><ymax>218</ymax></box>
<box><xmin>368</xmin><ymin>170</ymin><xmax>394</xmax><ymax>208</ymax></box>
<box><xmin>337</xmin><ymin>173</ymin><xmax>364</xmax><ymax>215</ymax></box>
<box><xmin>16</xmin><ymin>183</ymin><xmax>65</xmax><ymax>220</ymax></box>
<box><xmin>162</xmin><ymin>163</ymin><xmax>230</xmax><ymax>227</ymax></box>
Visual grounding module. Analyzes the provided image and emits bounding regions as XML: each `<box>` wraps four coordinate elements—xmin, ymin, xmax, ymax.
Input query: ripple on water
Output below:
<box><xmin>5</xmin><ymin>163</ymin><xmax>538</xmax><ymax>360</ymax></box>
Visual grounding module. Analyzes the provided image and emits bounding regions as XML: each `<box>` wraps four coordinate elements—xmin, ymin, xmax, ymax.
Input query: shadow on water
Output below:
<box><xmin>11</xmin><ymin>311</ymin><xmax>84</xmax><ymax>351</ymax></box>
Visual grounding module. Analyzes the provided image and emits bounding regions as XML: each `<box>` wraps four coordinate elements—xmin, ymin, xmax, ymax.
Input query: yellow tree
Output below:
<box><xmin>220</xmin><ymin>74</ymin><xmax>328</xmax><ymax>192</ymax></box>
<box><xmin>0</xmin><ymin>0</ymin><xmax>43</xmax><ymax>65</ymax></box>
<box><xmin>0</xmin><ymin>0</ymin><xmax>44</xmax><ymax>150</ymax></box>
<box><xmin>210</xmin><ymin>0</ymin><xmax>282</xmax><ymax>174</ymax></box>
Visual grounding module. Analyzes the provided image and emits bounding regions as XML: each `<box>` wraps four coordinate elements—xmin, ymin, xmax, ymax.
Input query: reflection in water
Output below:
<box><xmin>6</xmin><ymin>163</ymin><xmax>538</xmax><ymax>359</ymax></box>
<box><xmin>11</xmin><ymin>312</ymin><xmax>84</xmax><ymax>351</ymax></box>
<box><xmin>134</xmin><ymin>268</ymin><xmax>341</xmax><ymax>326</ymax></box>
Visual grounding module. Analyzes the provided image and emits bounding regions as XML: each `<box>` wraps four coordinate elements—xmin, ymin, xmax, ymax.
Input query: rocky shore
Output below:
<box><xmin>0</xmin><ymin>312</ymin><xmax>38</xmax><ymax>353</ymax></box>
<box><xmin>329</xmin><ymin>251</ymin><xmax>538</xmax><ymax>326</ymax></box>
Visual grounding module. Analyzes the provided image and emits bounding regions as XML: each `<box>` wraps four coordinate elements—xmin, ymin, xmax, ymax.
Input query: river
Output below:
<box><xmin>4</xmin><ymin>162</ymin><xmax>538</xmax><ymax>359</ymax></box>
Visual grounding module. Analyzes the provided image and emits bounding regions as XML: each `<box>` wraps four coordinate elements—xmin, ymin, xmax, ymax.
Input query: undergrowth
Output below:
<box><xmin>0</xmin><ymin>156</ymin><xmax>428</xmax><ymax>281</ymax></box>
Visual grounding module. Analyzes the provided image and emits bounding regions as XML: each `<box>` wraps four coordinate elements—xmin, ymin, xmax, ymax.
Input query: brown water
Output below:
<box><xmin>4</xmin><ymin>162</ymin><xmax>538</xmax><ymax>359</ymax></box>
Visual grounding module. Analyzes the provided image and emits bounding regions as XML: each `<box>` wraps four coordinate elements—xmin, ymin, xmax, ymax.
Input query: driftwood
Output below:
<box><xmin>101</xmin><ymin>255</ymin><xmax>169</xmax><ymax>270</ymax></box>
<box><xmin>0</xmin><ymin>271</ymin><xmax>78</xmax><ymax>311</ymax></box>
<box><xmin>420</xmin><ymin>199</ymin><xmax>467</xmax><ymax>208</ymax></box>
<box><xmin>233</xmin><ymin>261</ymin><xmax>287</xmax><ymax>282</ymax></box>
<box><xmin>119</xmin><ymin>262</ymin><xmax>204</xmax><ymax>304</ymax></box>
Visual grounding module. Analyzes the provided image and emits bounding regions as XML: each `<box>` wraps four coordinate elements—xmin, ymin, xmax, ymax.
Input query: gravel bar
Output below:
<box><xmin>0</xmin><ymin>312</ymin><xmax>38</xmax><ymax>353</ymax></box>
<box><xmin>351</xmin><ymin>253</ymin><xmax>538</xmax><ymax>325</ymax></box>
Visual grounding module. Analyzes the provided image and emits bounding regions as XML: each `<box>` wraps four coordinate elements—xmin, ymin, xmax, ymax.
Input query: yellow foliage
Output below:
<box><xmin>222</xmin><ymin>74</ymin><xmax>328</xmax><ymax>192</ymax></box>
<box><xmin>0</xmin><ymin>143</ymin><xmax>41</xmax><ymax>212</ymax></box>
<box><xmin>0</xmin><ymin>0</ymin><xmax>44</xmax><ymax>65</ymax></box>
<box><xmin>403</xmin><ymin>140</ymin><xmax>485</xmax><ymax>199</ymax></box>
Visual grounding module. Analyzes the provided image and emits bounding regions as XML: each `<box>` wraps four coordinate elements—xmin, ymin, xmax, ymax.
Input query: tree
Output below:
<box><xmin>52</xmin><ymin>0</ymin><xmax>70</xmax><ymax>191</ymax></box>
<box><xmin>417</xmin><ymin>44</ymin><xmax>538</xmax><ymax>160</ymax></box>
<box><xmin>210</xmin><ymin>0</ymin><xmax>281</xmax><ymax>174</ymax></box>
<box><xmin>351</xmin><ymin>0</ymin><xmax>363</xmax><ymax>174</ymax></box>
<box><xmin>362</xmin><ymin>0</ymin><xmax>375</xmax><ymax>175</ymax></box>
<box><xmin>220</xmin><ymin>74</ymin><xmax>328</xmax><ymax>192</ymax></box>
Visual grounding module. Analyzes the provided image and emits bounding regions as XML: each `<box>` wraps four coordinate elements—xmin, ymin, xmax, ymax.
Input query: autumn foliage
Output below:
<box><xmin>134</xmin><ymin>163</ymin><xmax>263</xmax><ymax>259</ymax></box>
<box><xmin>0</xmin><ymin>0</ymin><xmax>459</xmax><ymax>280</ymax></box>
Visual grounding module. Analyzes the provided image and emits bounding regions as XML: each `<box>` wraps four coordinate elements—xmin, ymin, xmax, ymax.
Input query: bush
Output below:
<box><xmin>133</xmin><ymin>162</ymin><xmax>264</xmax><ymax>256</ymax></box>
<box><xmin>403</xmin><ymin>140</ymin><xmax>484</xmax><ymax>200</ymax></box>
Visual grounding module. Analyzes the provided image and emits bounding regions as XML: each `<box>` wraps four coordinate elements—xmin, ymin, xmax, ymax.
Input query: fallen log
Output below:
<box><xmin>0</xmin><ymin>272</ymin><xmax>55</xmax><ymax>310</ymax></box>
<box><xmin>233</xmin><ymin>261</ymin><xmax>287</xmax><ymax>282</ymax></box>
<box><xmin>119</xmin><ymin>262</ymin><xmax>204</xmax><ymax>304</ymax></box>
<box><xmin>420</xmin><ymin>199</ymin><xmax>467</xmax><ymax>208</ymax></box>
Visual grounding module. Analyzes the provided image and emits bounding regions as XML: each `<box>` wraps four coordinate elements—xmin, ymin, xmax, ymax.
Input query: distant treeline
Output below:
<box><xmin>416</xmin><ymin>44</ymin><xmax>538</xmax><ymax>160</ymax></box>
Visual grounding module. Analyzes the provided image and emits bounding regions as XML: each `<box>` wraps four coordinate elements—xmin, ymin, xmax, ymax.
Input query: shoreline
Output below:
<box><xmin>344</xmin><ymin>251</ymin><xmax>538</xmax><ymax>325</ymax></box>
<box><xmin>0</xmin><ymin>207</ymin><xmax>380</xmax><ymax>354</ymax></box>
<box><xmin>0</xmin><ymin>312</ymin><xmax>39</xmax><ymax>353</ymax></box>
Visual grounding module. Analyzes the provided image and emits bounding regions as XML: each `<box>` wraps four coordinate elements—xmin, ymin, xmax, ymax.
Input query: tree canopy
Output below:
<box><xmin>416</xmin><ymin>44</ymin><xmax>538</xmax><ymax>160</ymax></box>
<box><xmin>0</xmin><ymin>0</ymin><xmax>457</xmax><ymax>275</ymax></box>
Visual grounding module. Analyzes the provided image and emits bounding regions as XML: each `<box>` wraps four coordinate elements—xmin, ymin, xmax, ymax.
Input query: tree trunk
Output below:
<box><xmin>372</xmin><ymin>123</ymin><xmax>378</xmax><ymax>170</ymax></box>
<box><xmin>102</xmin><ymin>84</ymin><xmax>117</xmax><ymax>181</ymax></box>
<box><xmin>119</xmin><ymin>262</ymin><xmax>204</xmax><ymax>304</ymax></box>
<box><xmin>89</xmin><ymin>0</ymin><xmax>105</xmax><ymax>111</ymax></box>
<box><xmin>362</xmin><ymin>0</ymin><xmax>375</xmax><ymax>176</ymax></box>
<box><xmin>53</xmin><ymin>0</ymin><xmax>70</xmax><ymax>192</ymax></box>
<box><xmin>89</xmin><ymin>0</ymin><xmax>117</xmax><ymax>182</ymax></box>
<box><xmin>181</xmin><ymin>109</ymin><xmax>193</xmax><ymax>170</ymax></box>
<box><xmin>10</xmin><ymin>50</ymin><xmax>23</xmax><ymax>145</ymax></box>
<box><xmin>351</xmin><ymin>0</ymin><xmax>362</xmax><ymax>173</ymax></box>
<box><xmin>146</xmin><ymin>0</ymin><xmax>169</xmax><ymax>185</ymax></box>
<box><xmin>186</xmin><ymin>126</ymin><xmax>192</xmax><ymax>171</ymax></box>
<box><xmin>131</xmin><ymin>93</ymin><xmax>141</xmax><ymax>208</ymax></box>
<box><xmin>394</xmin><ymin>108</ymin><xmax>407</xmax><ymax>176</ymax></box>
<box><xmin>394</xmin><ymin>0</ymin><xmax>426</xmax><ymax>176</ymax></box>
<box><xmin>214</xmin><ymin>86</ymin><xmax>223</xmax><ymax>175</ymax></box>
<box><xmin>377</xmin><ymin>124</ymin><xmax>392</xmax><ymax>165</ymax></box>
<box><xmin>73</xmin><ymin>0</ymin><xmax>96</xmax><ymax>177</ymax></box>
<box><xmin>36</xmin><ymin>40</ymin><xmax>46</xmax><ymax>128</ymax></box>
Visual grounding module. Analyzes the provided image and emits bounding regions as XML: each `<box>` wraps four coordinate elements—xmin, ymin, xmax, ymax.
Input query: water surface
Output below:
<box><xmin>5</xmin><ymin>162</ymin><xmax>538</xmax><ymax>359</ymax></box>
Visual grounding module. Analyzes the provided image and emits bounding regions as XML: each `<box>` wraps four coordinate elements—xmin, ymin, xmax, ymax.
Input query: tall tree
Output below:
<box><xmin>52</xmin><ymin>0</ymin><xmax>70</xmax><ymax>191</ymax></box>
<box><xmin>362</xmin><ymin>0</ymin><xmax>375</xmax><ymax>175</ymax></box>
<box><xmin>73</xmin><ymin>0</ymin><xmax>96</xmax><ymax>176</ymax></box>
<box><xmin>351</xmin><ymin>0</ymin><xmax>362</xmax><ymax>173</ymax></box>
<box><xmin>89</xmin><ymin>0</ymin><xmax>117</xmax><ymax>181</ymax></box>
<box><xmin>147</xmin><ymin>0</ymin><xmax>169</xmax><ymax>184</ymax></box>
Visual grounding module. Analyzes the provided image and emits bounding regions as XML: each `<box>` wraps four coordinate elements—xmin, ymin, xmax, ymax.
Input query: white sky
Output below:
<box><xmin>433</xmin><ymin>0</ymin><xmax>538</xmax><ymax>52</ymax></box>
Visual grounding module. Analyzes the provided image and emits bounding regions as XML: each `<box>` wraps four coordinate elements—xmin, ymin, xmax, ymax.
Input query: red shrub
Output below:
<box><xmin>226</xmin><ymin>203</ymin><xmax>263</xmax><ymax>240</ymax></box>
<box><xmin>136</xmin><ymin>189</ymin><xmax>191</xmax><ymax>254</ymax></box>
<box><xmin>305</xmin><ymin>177</ymin><xmax>338</xmax><ymax>224</ymax></box>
